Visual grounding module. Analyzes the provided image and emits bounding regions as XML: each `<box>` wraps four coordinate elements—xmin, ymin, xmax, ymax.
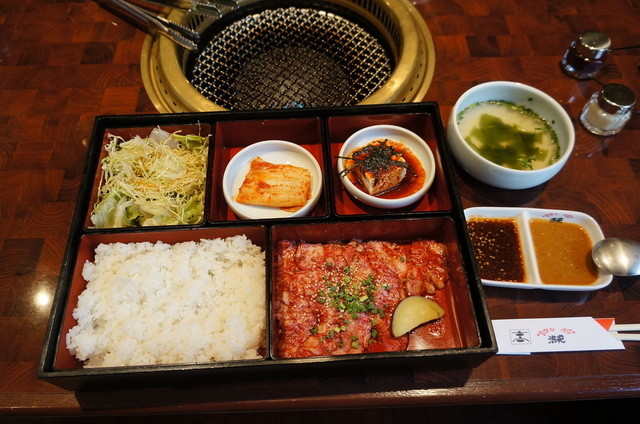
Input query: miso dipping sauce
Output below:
<box><xmin>456</xmin><ymin>100</ymin><xmax>560</xmax><ymax>170</ymax></box>
<box><xmin>529</xmin><ymin>218</ymin><xmax>599</xmax><ymax>285</ymax></box>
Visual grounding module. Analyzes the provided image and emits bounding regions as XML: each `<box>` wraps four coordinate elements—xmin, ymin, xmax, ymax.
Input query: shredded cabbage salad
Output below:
<box><xmin>90</xmin><ymin>127</ymin><xmax>209</xmax><ymax>228</ymax></box>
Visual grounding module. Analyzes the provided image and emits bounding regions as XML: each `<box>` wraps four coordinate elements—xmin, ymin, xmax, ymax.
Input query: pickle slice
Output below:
<box><xmin>391</xmin><ymin>296</ymin><xmax>444</xmax><ymax>337</ymax></box>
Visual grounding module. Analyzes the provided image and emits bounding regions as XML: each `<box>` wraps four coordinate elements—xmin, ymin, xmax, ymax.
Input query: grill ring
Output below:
<box><xmin>187</xmin><ymin>2</ymin><xmax>394</xmax><ymax>110</ymax></box>
<box><xmin>141</xmin><ymin>0</ymin><xmax>435</xmax><ymax>112</ymax></box>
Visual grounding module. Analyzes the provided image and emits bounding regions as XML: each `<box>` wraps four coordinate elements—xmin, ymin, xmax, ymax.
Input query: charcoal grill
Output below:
<box><xmin>141</xmin><ymin>0</ymin><xmax>435</xmax><ymax>112</ymax></box>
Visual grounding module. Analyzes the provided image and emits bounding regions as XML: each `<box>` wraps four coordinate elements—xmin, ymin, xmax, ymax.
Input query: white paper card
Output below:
<box><xmin>492</xmin><ymin>317</ymin><xmax>625</xmax><ymax>355</ymax></box>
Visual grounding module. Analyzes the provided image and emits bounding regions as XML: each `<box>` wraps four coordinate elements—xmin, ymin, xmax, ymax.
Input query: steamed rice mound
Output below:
<box><xmin>66</xmin><ymin>235</ymin><xmax>266</xmax><ymax>368</ymax></box>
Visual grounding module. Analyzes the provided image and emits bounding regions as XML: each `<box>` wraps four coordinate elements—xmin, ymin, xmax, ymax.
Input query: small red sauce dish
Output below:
<box><xmin>337</xmin><ymin>125</ymin><xmax>436</xmax><ymax>209</ymax></box>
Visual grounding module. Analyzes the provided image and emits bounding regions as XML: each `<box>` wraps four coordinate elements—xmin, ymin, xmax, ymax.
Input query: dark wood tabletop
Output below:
<box><xmin>1</xmin><ymin>0</ymin><xmax>639</xmax><ymax>417</ymax></box>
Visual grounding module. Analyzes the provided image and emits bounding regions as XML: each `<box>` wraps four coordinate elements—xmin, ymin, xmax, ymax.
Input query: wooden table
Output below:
<box><xmin>1</xmin><ymin>0</ymin><xmax>639</xmax><ymax>417</ymax></box>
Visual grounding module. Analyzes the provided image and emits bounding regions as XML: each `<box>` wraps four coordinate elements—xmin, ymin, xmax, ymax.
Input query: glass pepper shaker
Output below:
<box><xmin>580</xmin><ymin>83</ymin><xmax>635</xmax><ymax>136</ymax></box>
<box><xmin>561</xmin><ymin>30</ymin><xmax>611</xmax><ymax>79</ymax></box>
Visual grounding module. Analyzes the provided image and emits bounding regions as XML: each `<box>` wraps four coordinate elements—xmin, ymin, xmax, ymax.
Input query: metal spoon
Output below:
<box><xmin>591</xmin><ymin>238</ymin><xmax>640</xmax><ymax>276</ymax></box>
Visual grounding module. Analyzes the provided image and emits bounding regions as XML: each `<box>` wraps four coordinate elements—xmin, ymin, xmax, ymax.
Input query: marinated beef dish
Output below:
<box><xmin>273</xmin><ymin>239</ymin><xmax>449</xmax><ymax>359</ymax></box>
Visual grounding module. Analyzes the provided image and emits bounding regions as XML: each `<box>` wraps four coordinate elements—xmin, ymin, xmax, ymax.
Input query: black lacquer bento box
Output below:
<box><xmin>39</xmin><ymin>103</ymin><xmax>497</xmax><ymax>390</ymax></box>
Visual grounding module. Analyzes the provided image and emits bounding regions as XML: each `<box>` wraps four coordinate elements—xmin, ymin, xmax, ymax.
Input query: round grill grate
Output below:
<box><xmin>187</xmin><ymin>3</ymin><xmax>394</xmax><ymax>110</ymax></box>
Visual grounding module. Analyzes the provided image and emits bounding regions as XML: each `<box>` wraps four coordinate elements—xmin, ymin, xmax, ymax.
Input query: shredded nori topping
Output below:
<box><xmin>338</xmin><ymin>139</ymin><xmax>408</xmax><ymax>178</ymax></box>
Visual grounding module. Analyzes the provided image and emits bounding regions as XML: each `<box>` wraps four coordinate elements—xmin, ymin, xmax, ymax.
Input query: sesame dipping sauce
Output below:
<box><xmin>466</xmin><ymin>217</ymin><xmax>526</xmax><ymax>282</ymax></box>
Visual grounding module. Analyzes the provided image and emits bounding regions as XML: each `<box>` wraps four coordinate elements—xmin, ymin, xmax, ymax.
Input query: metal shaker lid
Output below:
<box><xmin>575</xmin><ymin>30</ymin><xmax>611</xmax><ymax>60</ymax></box>
<box><xmin>598</xmin><ymin>83</ymin><xmax>636</xmax><ymax>114</ymax></box>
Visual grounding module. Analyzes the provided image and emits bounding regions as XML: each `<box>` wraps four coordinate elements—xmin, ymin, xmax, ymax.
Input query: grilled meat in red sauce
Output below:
<box><xmin>273</xmin><ymin>239</ymin><xmax>448</xmax><ymax>359</ymax></box>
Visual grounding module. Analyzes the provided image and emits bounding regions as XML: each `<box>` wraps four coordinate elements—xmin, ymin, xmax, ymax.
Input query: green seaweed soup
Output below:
<box><xmin>456</xmin><ymin>100</ymin><xmax>560</xmax><ymax>170</ymax></box>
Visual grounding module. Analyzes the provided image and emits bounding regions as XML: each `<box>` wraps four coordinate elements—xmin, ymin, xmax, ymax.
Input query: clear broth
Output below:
<box><xmin>457</xmin><ymin>101</ymin><xmax>560</xmax><ymax>170</ymax></box>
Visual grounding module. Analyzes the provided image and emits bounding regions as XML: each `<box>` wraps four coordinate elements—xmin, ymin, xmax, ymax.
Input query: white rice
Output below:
<box><xmin>66</xmin><ymin>235</ymin><xmax>266</xmax><ymax>368</ymax></box>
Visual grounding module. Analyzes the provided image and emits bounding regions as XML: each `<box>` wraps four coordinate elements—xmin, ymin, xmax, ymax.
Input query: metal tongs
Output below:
<box><xmin>99</xmin><ymin>0</ymin><xmax>238</xmax><ymax>50</ymax></box>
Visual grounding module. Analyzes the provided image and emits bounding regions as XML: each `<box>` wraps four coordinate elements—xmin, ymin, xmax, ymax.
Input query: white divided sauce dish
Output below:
<box><xmin>222</xmin><ymin>140</ymin><xmax>323</xmax><ymax>220</ymax></box>
<box><xmin>464</xmin><ymin>207</ymin><xmax>613</xmax><ymax>291</ymax></box>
